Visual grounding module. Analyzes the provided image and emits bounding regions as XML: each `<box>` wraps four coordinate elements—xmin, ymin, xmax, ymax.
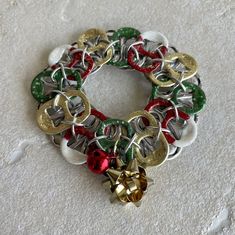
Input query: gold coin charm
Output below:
<box><xmin>146</xmin><ymin>53</ymin><xmax>198</xmax><ymax>87</ymax></box>
<box><xmin>77</xmin><ymin>28</ymin><xmax>113</xmax><ymax>66</ymax></box>
<box><xmin>36</xmin><ymin>90</ymin><xmax>91</xmax><ymax>134</ymax></box>
<box><xmin>134</xmin><ymin>129</ymin><xmax>169</xmax><ymax>167</ymax></box>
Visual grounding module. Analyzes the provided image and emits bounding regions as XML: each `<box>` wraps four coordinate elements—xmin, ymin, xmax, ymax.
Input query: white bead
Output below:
<box><xmin>60</xmin><ymin>138</ymin><xmax>87</xmax><ymax>165</ymax></box>
<box><xmin>173</xmin><ymin>117</ymin><xmax>198</xmax><ymax>147</ymax></box>
<box><xmin>48</xmin><ymin>44</ymin><xmax>72</xmax><ymax>66</ymax></box>
<box><xmin>140</xmin><ymin>31</ymin><xmax>169</xmax><ymax>48</ymax></box>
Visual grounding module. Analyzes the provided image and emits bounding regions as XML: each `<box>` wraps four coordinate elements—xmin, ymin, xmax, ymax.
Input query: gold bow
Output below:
<box><xmin>103</xmin><ymin>159</ymin><xmax>153</xmax><ymax>207</ymax></box>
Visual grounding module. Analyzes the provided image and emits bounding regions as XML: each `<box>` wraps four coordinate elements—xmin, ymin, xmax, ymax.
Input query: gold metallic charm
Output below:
<box><xmin>36</xmin><ymin>90</ymin><xmax>91</xmax><ymax>134</ymax></box>
<box><xmin>146</xmin><ymin>53</ymin><xmax>198</xmax><ymax>87</ymax></box>
<box><xmin>77</xmin><ymin>28</ymin><xmax>113</xmax><ymax>66</ymax></box>
<box><xmin>165</xmin><ymin>53</ymin><xmax>198</xmax><ymax>79</ymax></box>
<box><xmin>134</xmin><ymin>128</ymin><xmax>169</xmax><ymax>167</ymax></box>
<box><xmin>105</xmin><ymin>159</ymin><xmax>153</xmax><ymax>207</ymax></box>
<box><xmin>126</xmin><ymin>110</ymin><xmax>158</xmax><ymax>132</ymax></box>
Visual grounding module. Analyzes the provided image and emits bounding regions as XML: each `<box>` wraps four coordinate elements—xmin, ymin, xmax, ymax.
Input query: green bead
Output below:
<box><xmin>172</xmin><ymin>81</ymin><xmax>206</xmax><ymax>115</ymax></box>
<box><xmin>31</xmin><ymin>68</ymin><xmax>82</xmax><ymax>103</ymax></box>
<box><xmin>96</xmin><ymin>118</ymin><xmax>134</xmax><ymax>150</ymax></box>
<box><xmin>108</xmin><ymin>27</ymin><xmax>141</xmax><ymax>67</ymax></box>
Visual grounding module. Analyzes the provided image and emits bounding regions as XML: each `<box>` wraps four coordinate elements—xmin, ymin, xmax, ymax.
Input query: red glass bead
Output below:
<box><xmin>87</xmin><ymin>149</ymin><xmax>112</xmax><ymax>174</ymax></box>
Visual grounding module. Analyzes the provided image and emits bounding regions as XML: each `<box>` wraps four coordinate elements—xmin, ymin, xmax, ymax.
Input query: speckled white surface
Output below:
<box><xmin>0</xmin><ymin>0</ymin><xmax>235</xmax><ymax>234</ymax></box>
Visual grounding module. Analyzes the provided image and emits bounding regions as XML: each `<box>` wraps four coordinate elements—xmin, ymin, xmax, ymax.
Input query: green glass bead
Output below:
<box><xmin>108</xmin><ymin>27</ymin><xmax>140</xmax><ymax>67</ymax></box>
<box><xmin>96</xmin><ymin>118</ymin><xmax>134</xmax><ymax>150</ymax></box>
<box><xmin>31</xmin><ymin>68</ymin><xmax>82</xmax><ymax>103</ymax></box>
<box><xmin>172</xmin><ymin>81</ymin><xmax>206</xmax><ymax>115</ymax></box>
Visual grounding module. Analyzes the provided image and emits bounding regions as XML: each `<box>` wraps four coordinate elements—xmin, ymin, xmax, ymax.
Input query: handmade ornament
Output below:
<box><xmin>31</xmin><ymin>27</ymin><xmax>206</xmax><ymax>207</ymax></box>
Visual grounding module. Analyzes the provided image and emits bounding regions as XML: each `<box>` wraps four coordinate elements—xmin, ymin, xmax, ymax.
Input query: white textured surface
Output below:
<box><xmin>0</xmin><ymin>0</ymin><xmax>235</xmax><ymax>234</ymax></box>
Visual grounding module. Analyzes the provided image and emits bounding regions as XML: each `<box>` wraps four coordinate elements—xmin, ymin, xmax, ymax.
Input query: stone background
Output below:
<box><xmin>0</xmin><ymin>0</ymin><xmax>234</xmax><ymax>234</ymax></box>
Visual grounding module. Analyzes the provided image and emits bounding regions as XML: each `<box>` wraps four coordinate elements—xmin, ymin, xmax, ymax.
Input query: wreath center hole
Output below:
<box><xmin>83</xmin><ymin>66</ymin><xmax>152</xmax><ymax>118</ymax></box>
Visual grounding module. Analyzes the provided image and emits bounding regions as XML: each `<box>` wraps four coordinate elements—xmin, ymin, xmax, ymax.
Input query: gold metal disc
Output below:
<box><xmin>164</xmin><ymin>53</ymin><xmax>198</xmax><ymax>79</ymax></box>
<box><xmin>126</xmin><ymin>110</ymin><xmax>159</xmax><ymax>130</ymax></box>
<box><xmin>36</xmin><ymin>90</ymin><xmax>91</xmax><ymax>134</ymax></box>
<box><xmin>134</xmin><ymin>129</ymin><xmax>169</xmax><ymax>167</ymax></box>
<box><xmin>77</xmin><ymin>28</ymin><xmax>113</xmax><ymax>66</ymax></box>
<box><xmin>145</xmin><ymin>53</ymin><xmax>198</xmax><ymax>87</ymax></box>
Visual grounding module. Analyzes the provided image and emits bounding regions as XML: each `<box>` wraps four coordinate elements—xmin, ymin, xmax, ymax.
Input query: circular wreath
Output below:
<box><xmin>31</xmin><ymin>27</ymin><xmax>206</xmax><ymax>206</ymax></box>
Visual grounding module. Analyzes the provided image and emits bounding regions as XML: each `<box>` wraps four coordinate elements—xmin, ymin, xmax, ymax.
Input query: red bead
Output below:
<box><xmin>87</xmin><ymin>149</ymin><xmax>111</xmax><ymax>174</ymax></box>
